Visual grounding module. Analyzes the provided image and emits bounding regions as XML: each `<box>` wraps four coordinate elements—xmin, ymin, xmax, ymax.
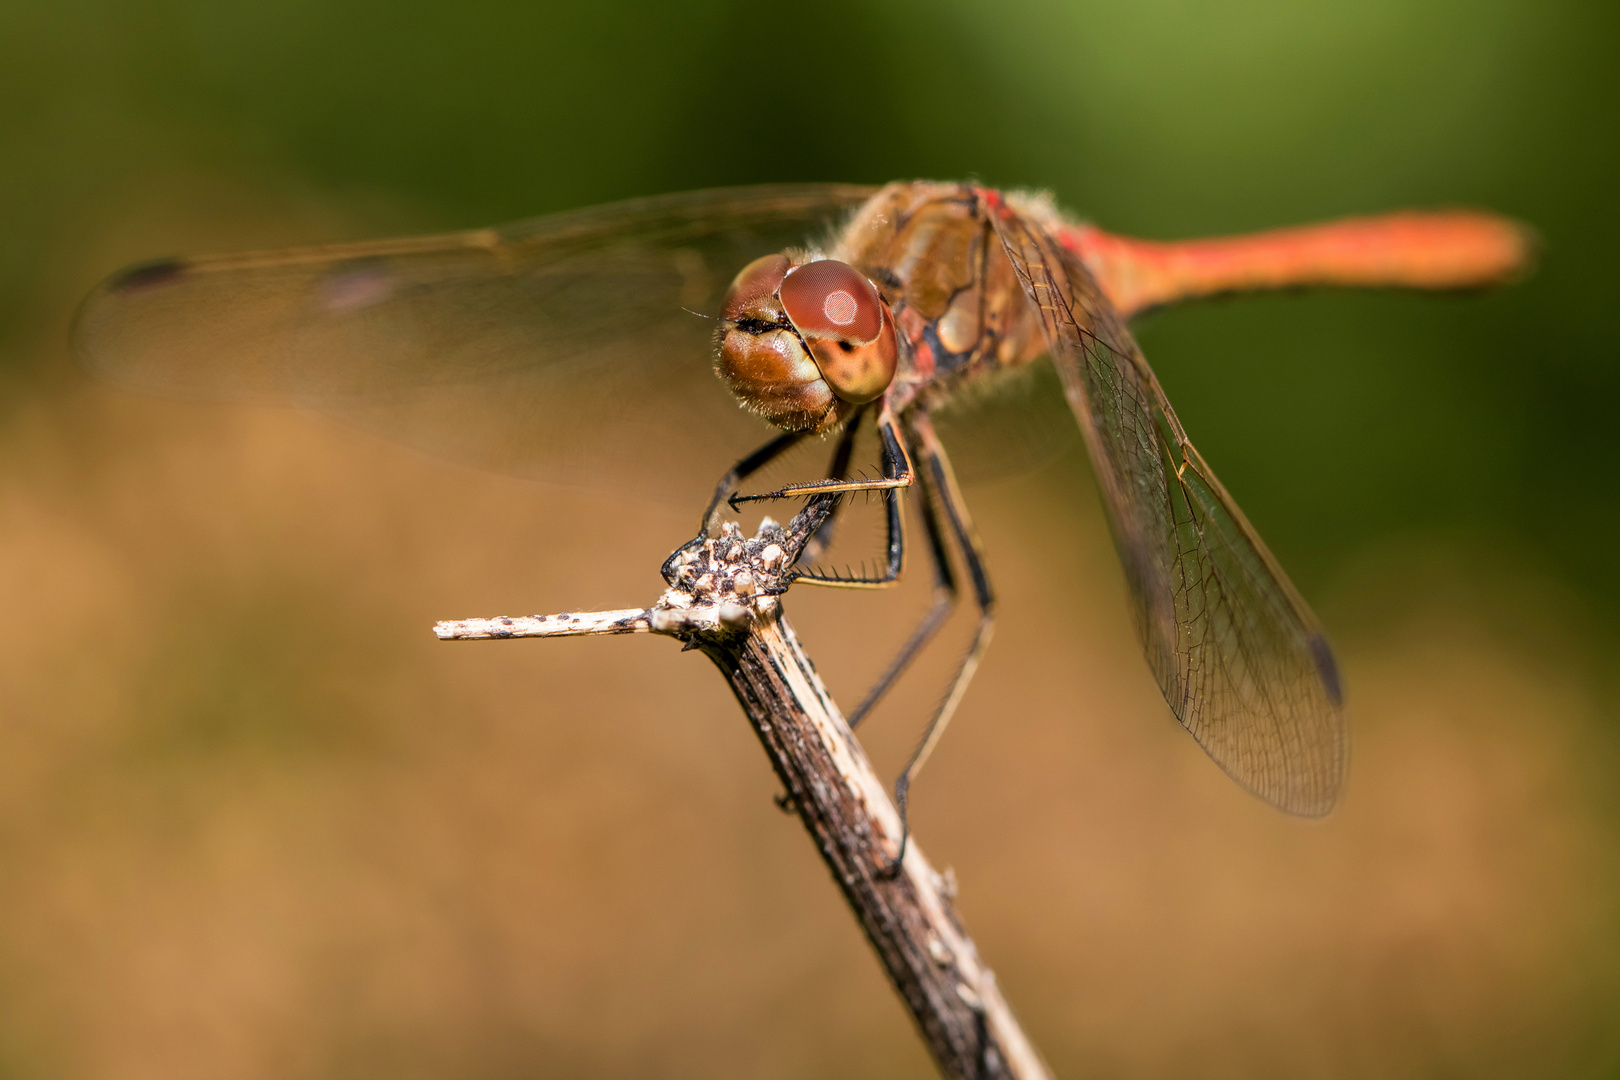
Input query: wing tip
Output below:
<box><xmin>71</xmin><ymin>258</ymin><xmax>187</xmax><ymax>375</ymax></box>
<box><xmin>1283</xmin><ymin>788</ymin><xmax>1342</xmax><ymax>819</ymax></box>
<box><xmin>1289</xmin><ymin>633</ymin><xmax>1349</xmax><ymax>817</ymax></box>
<box><xmin>105</xmin><ymin>257</ymin><xmax>190</xmax><ymax>294</ymax></box>
<box><xmin>1308</xmin><ymin>632</ymin><xmax>1344</xmax><ymax>708</ymax></box>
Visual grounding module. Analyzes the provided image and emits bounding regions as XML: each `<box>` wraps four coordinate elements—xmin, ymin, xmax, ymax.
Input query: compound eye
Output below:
<box><xmin>778</xmin><ymin>260</ymin><xmax>884</xmax><ymax>344</ymax></box>
<box><xmin>722</xmin><ymin>253</ymin><xmax>791</xmax><ymax>321</ymax></box>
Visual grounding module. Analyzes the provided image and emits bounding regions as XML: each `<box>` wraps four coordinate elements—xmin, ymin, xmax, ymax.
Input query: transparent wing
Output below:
<box><xmin>929</xmin><ymin>359</ymin><xmax>1080</xmax><ymax>487</ymax></box>
<box><xmin>985</xmin><ymin>196</ymin><xmax>1347</xmax><ymax>815</ymax></box>
<box><xmin>74</xmin><ymin>184</ymin><xmax>877</xmax><ymax>505</ymax></box>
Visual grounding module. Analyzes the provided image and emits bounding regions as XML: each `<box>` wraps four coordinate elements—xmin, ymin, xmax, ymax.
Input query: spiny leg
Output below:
<box><xmin>788</xmin><ymin>410</ymin><xmax>914</xmax><ymax>588</ymax></box>
<box><xmin>882</xmin><ymin>412</ymin><xmax>996</xmax><ymax>876</ymax></box>
<box><xmin>799</xmin><ymin>405</ymin><xmax>868</xmax><ymax>567</ymax></box>
<box><xmin>730</xmin><ymin>407</ymin><xmax>914</xmax><ymax>511</ymax></box>
<box><xmin>698</xmin><ymin>431</ymin><xmax>803</xmax><ymax>536</ymax></box>
<box><xmin>661</xmin><ymin>430</ymin><xmax>802</xmax><ymax>585</ymax></box>
<box><xmin>847</xmin><ymin>429</ymin><xmax>959</xmax><ymax>729</ymax></box>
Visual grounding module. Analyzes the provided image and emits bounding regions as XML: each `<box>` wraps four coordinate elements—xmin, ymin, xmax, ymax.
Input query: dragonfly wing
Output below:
<box><xmin>74</xmin><ymin>184</ymin><xmax>877</xmax><ymax>504</ymax></box>
<box><xmin>928</xmin><ymin>359</ymin><xmax>1081</xmax><ymax>487</ymax></box>
<box><xmin>984</xmin><ymin>194</ymin><xmax>1346</xmax><ymax>815</ymax></box>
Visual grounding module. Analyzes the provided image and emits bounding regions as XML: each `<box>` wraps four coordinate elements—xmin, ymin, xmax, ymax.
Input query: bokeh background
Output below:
<box><xmin>2</xmin><ymin>0</ymin><xmax>1618</xmax><ymax>1077</ymax></box>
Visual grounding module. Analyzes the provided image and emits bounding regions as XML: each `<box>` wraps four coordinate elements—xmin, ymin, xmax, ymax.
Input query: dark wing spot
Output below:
<box><xmin>109</xmin><ymin>258</ymin><xmax>187</xmax><ymax>293</ymax></box>
<box><xmin>1308</xmin><ymin>633</ymin><xmax>1343</xmax><ymax>707</ymax></box>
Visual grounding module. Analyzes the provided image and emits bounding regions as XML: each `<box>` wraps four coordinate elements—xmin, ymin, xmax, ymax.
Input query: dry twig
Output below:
<box><xmin>434</xmin><ymin>496</ymin><xmax>1052</xmax><ymax>1080</ymax></box>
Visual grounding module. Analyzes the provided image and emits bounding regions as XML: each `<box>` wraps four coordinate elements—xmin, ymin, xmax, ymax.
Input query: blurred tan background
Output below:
<box><xmin>2</xmin><ymin>0</ymin><xmax>1618</xmax><ymax>1077</ymax></box>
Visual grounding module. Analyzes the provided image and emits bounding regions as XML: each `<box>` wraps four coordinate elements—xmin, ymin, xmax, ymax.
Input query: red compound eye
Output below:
<box><xmin>721</xmin><ymin>253</ymin><xmax>791</xmax><ymax>321</ymax></box>
<box><xmin>778</xmin><ymin>260</ymin><xmax>884</xmax><ymax>344</ymax></box>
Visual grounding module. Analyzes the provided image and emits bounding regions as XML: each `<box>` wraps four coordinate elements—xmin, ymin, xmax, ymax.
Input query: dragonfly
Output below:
<box><xmin>74</xmin><ymin>181</ymin><xmax>1532</xmax><ymax>842</ymax></box>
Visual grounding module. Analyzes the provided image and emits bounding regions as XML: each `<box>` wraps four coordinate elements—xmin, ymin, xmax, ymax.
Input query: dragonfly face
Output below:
<box><xmin>716</xmin><ymin>253</ymin><xmax>898</xmax><ymax>432</ymax></box>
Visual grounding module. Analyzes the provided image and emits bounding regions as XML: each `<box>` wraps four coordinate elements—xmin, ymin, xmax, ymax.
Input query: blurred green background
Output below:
<box><xmin>1</xmin><ymin>0</ymin><xmax>1617</xmax><ymax>1078</ymax></box>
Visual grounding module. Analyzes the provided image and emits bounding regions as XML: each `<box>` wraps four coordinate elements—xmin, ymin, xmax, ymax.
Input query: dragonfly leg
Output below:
<box><xmin>730</xmin><ymin>408</ymin><xmax>914</xmax><ymax>509</ymax></box>
<box><xmin>847</xmin><ymin>427</ymin><xmax>958</xmax><ymax>729</ymax></box>
<box><xmin>881</xmin><ymin>413</ymin><xmax>995</xmax><ymax>877</ymax></box>
<box><xmin>798</xmin><ymin>406</ymin><xmax>868</xmax><ymax>566</ymax></box>
<box><xmin>790</xmin><ymin>411</ymin><xmax>914</xmax><ymax>589</ymax></box>
<box><xmin>660</xmin><ymin>430</ymin><xmax>804</xmax><ymax>585</ymax></box>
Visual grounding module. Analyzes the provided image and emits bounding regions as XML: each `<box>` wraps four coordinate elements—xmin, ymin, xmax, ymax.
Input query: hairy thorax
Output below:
<box><xmin>832</xmin><ymin>182</ymin><xmax>1048</xmax><ymax>413</ymax></box>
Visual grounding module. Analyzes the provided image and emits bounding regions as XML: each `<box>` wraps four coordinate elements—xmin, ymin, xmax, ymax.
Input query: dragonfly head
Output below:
<box><xmin>716</xmin><ymin>254</ymin><xmax>898</xmax><ymax>432</ymax></box>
